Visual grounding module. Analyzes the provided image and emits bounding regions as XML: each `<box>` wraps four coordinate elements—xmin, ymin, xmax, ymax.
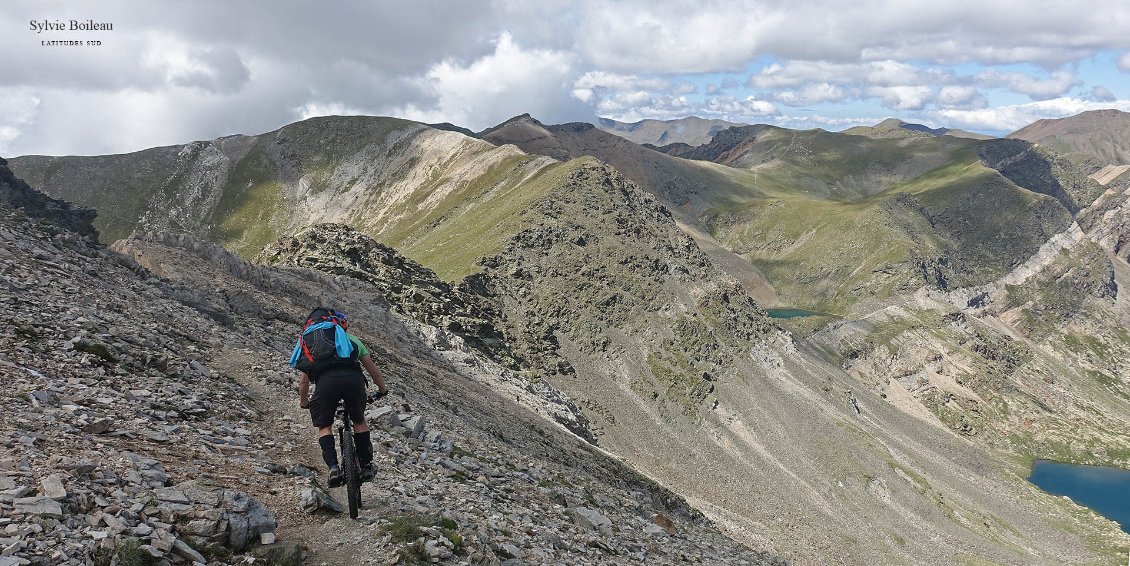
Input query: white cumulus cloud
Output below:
<box><xmin>775</xmin><ymin>83</ymin><xmax>850</xmax><ymax>106</ymax></box>
<box><xmin>933</xmin><ymin>97</ymin><xmax>1130</xmax><ymax>132</ymax></box>
<box><xmin>977</xmin><ymin>68</ymin><xmax>1081</xmax><ymax>100</ymax></box>
<box><xmin>389</xmin><ymin>33</ymin><xmax>585</xmax><ymax>130</ymax></box>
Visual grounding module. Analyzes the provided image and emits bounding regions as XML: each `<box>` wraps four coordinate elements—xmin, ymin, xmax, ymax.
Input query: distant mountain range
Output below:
<box><xmin>595</xmin><ymin>116</ymin><xmax>745</xmax><ymax>147</ymax></box>
<box><xmin>844</xmin><ymin>118</ymin><xmax>993</xmax><ymax>140</ymax></box>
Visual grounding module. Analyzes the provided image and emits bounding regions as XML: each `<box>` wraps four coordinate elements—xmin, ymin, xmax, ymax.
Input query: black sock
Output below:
<box><xmin>318</xmin><ymin>435</ymin><xmax>338</xmax><ymax>469</ymax></box>
<box><xmin>355</xmin><ymin>430</ymin><xmax>373</xmax><ymax>466</ymax></box>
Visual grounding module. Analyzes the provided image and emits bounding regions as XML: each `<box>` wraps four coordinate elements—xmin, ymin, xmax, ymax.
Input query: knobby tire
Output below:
<box><xmin>340</xmin><ymin>425</ymin><xmax>362</xmax><ymax>519</ymax></box>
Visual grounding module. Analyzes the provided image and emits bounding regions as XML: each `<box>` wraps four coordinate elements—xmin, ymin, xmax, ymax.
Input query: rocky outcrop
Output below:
<box><xmin>258</xmin><ymin>223</ymin><xmax>519</xmax><ymax>369</ymax></box>
<box><xmin>255</xmin><ymin>223</ymin><xmax>594</xmax><ymax>441</ymax></box>
<box><xmin>0</xmin><ymin>156</ymin><xmax>96</xmax><ymax>240</ymax></box>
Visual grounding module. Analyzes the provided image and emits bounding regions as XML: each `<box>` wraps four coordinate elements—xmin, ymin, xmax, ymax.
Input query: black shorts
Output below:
<box><xmin>308</xmin><ymin>371</ymin><xmax>366</xmax><ymax>428</ymax></box>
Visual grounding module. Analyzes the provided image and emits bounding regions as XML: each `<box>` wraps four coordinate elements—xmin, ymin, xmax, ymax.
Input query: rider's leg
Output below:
<box><xmin>342</xmin><ymin>374</ymin><xmax>375</xmax><ymax>469</ymax></box>
<box><xmin>309</xmin><ymin>381</ymin><xmax>339</xmax><ymax>470</ymax></box>
<box><xmin>352</xmin><ymin>420</ymin><xmax>374</xmax><ymax>467</ymax></box>
<box><xmin>317</xmin><ymin>427</ymin><xmax>337</xmax><ymax>469</ymax></box>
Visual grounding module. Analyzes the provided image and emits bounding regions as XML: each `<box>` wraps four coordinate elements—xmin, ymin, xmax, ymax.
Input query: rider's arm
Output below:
<box><xmin>360</xmin><ymin>354</ymin><xmax>387</xmax><ymax>392</ymax></box>
<box><xmin>298</xmin><ymin>372</ymin><xmax>311</xmax><ymax>408</ymax></box>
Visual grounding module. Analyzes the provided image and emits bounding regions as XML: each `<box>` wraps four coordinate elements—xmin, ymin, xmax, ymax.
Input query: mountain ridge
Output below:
<box><xmin>596</xmin><ymin>116</ymin><xmax>747</xmax><ymax>147</ymax></box>
<box><xmin>1009</xmin><ymin>108</ymin><xmax>1130</xmax><ymax>165</ymax></box>
<box><xmin>844</xmin><ymin>118</ymin><xmax>993</xmax><ymax>140</ymax></box>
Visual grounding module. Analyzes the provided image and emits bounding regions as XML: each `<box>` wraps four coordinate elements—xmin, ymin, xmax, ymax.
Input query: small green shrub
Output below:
<box><xmin>116</xmin><ymin>537</ymin><xmax>155</xmax><ymax>566</ymax></box>
<box><xmin>74</xmin><ymin>340</ymin><xmax>118</xmax><ymax>364</ymax></box>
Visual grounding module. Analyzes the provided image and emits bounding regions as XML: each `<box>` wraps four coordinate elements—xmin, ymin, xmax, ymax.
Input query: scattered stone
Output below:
<box><xmin>651</xmin><ymin>512</ymin><xmax>677</xmax><ymax>534</ymax></box>
<box><xmin>368</xmin><ymin>406</ymin><xmax>401</xmax><ymax>429</ymax></box>
<box><xmin>298</xmin><ymin>483</ymin><xmax>343</xmax><ymax>514</ymax></box>
<box><xmin>39</xmin><ymin>474</ymin><xmax>66</xmax><ymax>499</ymax></box>
<box><xmin>403</xmin><ymin>415</ymin><xmax>426</xmax><ymax>438</ymax></box>
<box><xmin>568</xmin><ymin>507</ymin><xmax>612</xmax><ymax>530</ymax></box>
<box><xmin>500</xmin><ymin>542</ymin><xmax>524</xmax><ymax>558</ymax></box>
<box><xmin>172</xmin><ymin>538</ymin><xmax>207</xmax><ymax>563</ymax></box>
<box><xmin>251</xmin><ymin>542</ymin><xmax>304</xmax><ymax>566</ymax></box>
<box><xmin>14</xmin><ymin>496</ymin><xmax>63</xmax><ymax>518</ymax></box>
<box><xmin>290</xmin><ymin>464</ymin><xmax>317</xmax><ymax>478</ymax></box>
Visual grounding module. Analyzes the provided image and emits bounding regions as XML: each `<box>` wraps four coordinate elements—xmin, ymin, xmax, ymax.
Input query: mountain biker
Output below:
<box><xmin>290</xmin><ymin>307</ymin><xmax>388</xmax><ymax>487</ymax></box>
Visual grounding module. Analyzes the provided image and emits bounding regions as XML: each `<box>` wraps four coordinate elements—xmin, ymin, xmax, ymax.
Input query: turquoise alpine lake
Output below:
<box><xmin>765</xmin><ymin>308</ymin><xmax>826</xmax><ymax>319</ymax></box>
<box><xmin>1028</xmin><ymin>460</ymin><xmax>1130</xmax><ymax>534</ymax></box>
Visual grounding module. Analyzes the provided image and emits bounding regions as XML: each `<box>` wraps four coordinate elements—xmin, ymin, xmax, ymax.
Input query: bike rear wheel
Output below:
<box><xmin>339</xmin><ymin>426</ymin><xmax>362</xmax><ymax>518</ymax></box>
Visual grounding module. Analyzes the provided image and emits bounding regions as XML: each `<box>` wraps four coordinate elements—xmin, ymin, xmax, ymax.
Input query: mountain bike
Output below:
<box><xmin>337</xmin><ymin>390</ymin><xmax>388</xmax><ymax>519</ymax></box>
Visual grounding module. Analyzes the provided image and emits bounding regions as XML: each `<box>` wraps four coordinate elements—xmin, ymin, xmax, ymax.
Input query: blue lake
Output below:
<box><xmin>1028</xmin><ymin>460</ymin><xmax>1130</xmax><ymax>534</ymax></box>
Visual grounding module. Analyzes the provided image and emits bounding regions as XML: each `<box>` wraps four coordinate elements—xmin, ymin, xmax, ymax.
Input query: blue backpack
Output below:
<box><xmin>289</xmin><ymin>307</ymin><xmax>359</xmax><ymax>380</ymax></box>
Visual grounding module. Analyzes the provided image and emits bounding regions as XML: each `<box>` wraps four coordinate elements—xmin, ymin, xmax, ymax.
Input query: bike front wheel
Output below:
<box><xmin>339</xmin><ymin>427</ymin><xmax>362</xmax><ymax>518</ymax></box>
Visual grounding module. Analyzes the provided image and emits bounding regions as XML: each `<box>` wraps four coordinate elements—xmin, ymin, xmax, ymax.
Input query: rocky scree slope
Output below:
<box><xmin>0</xmin><ymin>202</ymin><xmax>285</xmax><ymax>564</ymax></box>
<box><xmin>0</xmin><ymin>169</ymin><xmax>784</xmax><ymax>564</ymax></box>
<box><xmin>0</xmin><ymin>156</ymin><xmax>96</xmax><ymax>240</ymax></box>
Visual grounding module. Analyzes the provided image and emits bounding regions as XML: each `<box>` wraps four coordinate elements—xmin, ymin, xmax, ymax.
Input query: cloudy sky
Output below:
<box><xmin>4</xmin><ymin>0</ymin><xmax>1130</xmax><ymax>156</ymax></box>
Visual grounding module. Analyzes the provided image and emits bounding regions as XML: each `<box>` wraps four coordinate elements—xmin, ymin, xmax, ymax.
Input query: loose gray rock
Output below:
<box><xmin>172</xmin><ymin>538</ymin><xmax>207</xmax><ymax>563</ymax></box>
<box><xmin>403</xmin><ymin>415</ymin><xmax>426</xmax><ymax>438</ymax></box>
<box><xmin>368</xmin><ymin>405</ymin><xmax>402</xmax><ymax>429</ymax></box>
<box><xmin>568</xmin><ymin>507</ymin><xmax>611</xmax><ymax>530</ymax></box>
<box><xmin>82</xmin><ymin>418</ymin><xmax>113</xmax><ymax>434</ymax></box>
<box><xmin>298</xmin><ymin>483</ymin><xmax>343</xmax><ymax>514</ymax></box>
<box><xmin>14</xmin><ymin>496</ymin><xmax>63</xmax><ymax>518</ymax></box>
<box><xmin>39</xmin><ymin>474</ymin><xmax>66</xmax><ymax>499</ymax></box>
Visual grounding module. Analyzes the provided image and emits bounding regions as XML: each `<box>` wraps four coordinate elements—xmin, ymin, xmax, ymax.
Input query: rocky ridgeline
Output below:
<box><xmin>253</xmin><ymin>224</ymin><xmax>594</xmax><ymax>442</ymax></box>
<box><xmin>256</xmin><ymin>224</ymin><xmax>517</xmax><ymax>370</ymax></box>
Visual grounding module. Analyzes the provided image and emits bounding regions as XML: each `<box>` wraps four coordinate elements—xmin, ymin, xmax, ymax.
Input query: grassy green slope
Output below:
<box><xmin>482</xmin><ymin>117</ymin><xmax>1075</xmax><ymax>313</ymax></box>
<box><xmin>385</xmin><ymin>156</ymin><xmax>569</xmax><ymax>281</ymax></box>
<box><xmin>667</xmin><ymin>127</ymin><xmax>1080</xmax><ymax>313</ymax></box>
